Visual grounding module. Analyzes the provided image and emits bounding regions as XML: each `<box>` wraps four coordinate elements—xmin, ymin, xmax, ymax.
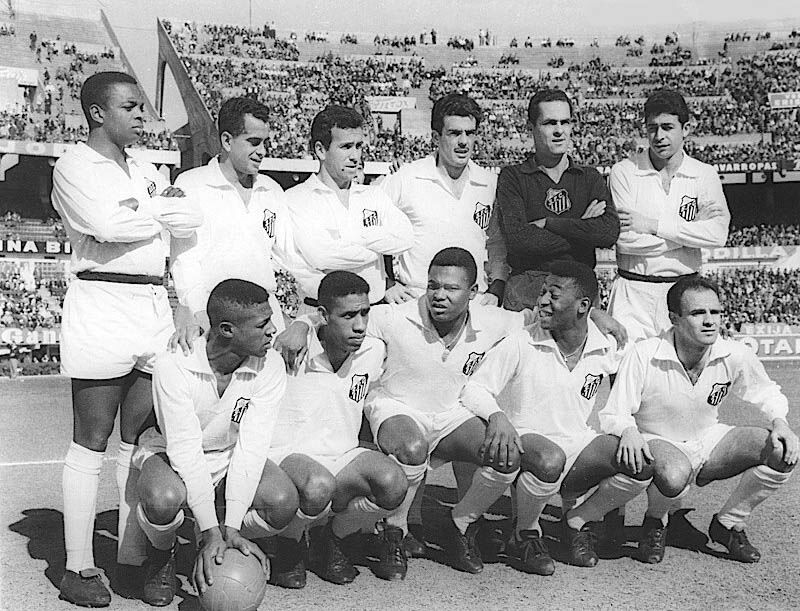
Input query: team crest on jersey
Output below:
<box><xmin>679</xmin><ymin>195</ymin><xmax>698</xmax><ymax>221</ymax></box>
<box><xmin>544</xmin><ymin>188</ymin><xmax>571</xmax><ymax>215</ymax></box>
<box><xmin>349</xmin><ymin>373</ymin><xmax>369</xmax><ymax>402</ymax></box>
<box><xmin>262</xmin><ymin>208</ymin><xmax>276</xmax><ymax>238</ymax></box>
<box><xmin>462</xmin><ymin>352</ymin><xmax>485</xmax><ymax>376</ymax></box>
<box><xmin>707</xmin><ymin>381</ymin><xmax>731</xmax><ymax>406</ymax></box>
<box><xmin>581</xmin><ymin>373</ymin><xmax>603</xmax><ymax>400</ymax></box>
<box><xmin>362</xmin><ymin>209</ymin><xmax>379</xmax><ymax>228</ymax></box>
<box><xmin>146</xmin><ymin>179</ymin><xmax>157</xmax><ymax>197</ymax></box>
<box><xmin>231</xmin><ymin>397</ymin><xmax>250</xmax><ymax>424</ymax></box>
<box><xmin>473</xmin><ymin>202</ymin><xmax>491</xmax><ymax>230</ymax></box>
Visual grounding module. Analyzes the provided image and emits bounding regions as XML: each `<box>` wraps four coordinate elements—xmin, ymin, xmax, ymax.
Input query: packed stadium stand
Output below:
<box><xmin>159</xmin><ymin>18</ymin><xmax>800</xmax><ymax>169</ymax></box>
<box><xmin>1</xmin><ymin>8</ymin><xmax>800</xmax><ymax>367</ymax></box>
<box><xmin>0</xmin><ymin>9</ymin><xmax>177</xmax><ymax>148</ymax></box>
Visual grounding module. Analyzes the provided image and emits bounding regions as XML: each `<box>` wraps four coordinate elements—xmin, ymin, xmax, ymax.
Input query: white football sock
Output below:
<box><xmin>515</xmin><ymin>471</ymin><xmax>559</xmax><ymax>537</ymax></box>
<box><xmin>646</xmin><ymin>482</ymin><xmax>691</xmax><ymax>526</ymax></box>
<box><xmin>63</xmin><ymin>441</ymin><xmax>104</xmax><ymax>573</ymax></box>
<box><xmin>136</xmin><ymin>504</ymin><xmax>183</xmax><ymax>551</ymax></box>
<box><xmin>717</xmin><ymin>465</ymin><xmax>791</xmax><ymax>531</ymax></box>
<box><xmin>385</xmin><ymin>458</ymin><xmax>427</xmax><ymax>535</ymax></box>
<box><xmin>452</xmin><ymin>466</ymin><xmax>519</xmax><ymax>534</ymax></box>
<box><xmin>282</xmin><ymin>508</ymin><xmax>326</xmax><ymax>542</ymax></box>
<box><xmin>567</xmin><ymin>474</ymin><xmax>651</xmax><ymax>530</ymax></box>
<box><xmin>116</xmin><ymin>441</ymin><xmax>147</xmax><ymax>566</ymax></box>
<box><xmin>240</xmin><ymin>508</ymin><xmax>286</xmax><ymax>539</ymax></box>
<box><xmin>332</xmin><ymin>496</ymin><xmax>389</xmax><ymax>539</ymax></box>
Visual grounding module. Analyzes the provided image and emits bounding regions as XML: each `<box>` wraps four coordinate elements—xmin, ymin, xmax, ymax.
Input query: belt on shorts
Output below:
<box><xmin>76</xmin><ymin>271</ymin><xmax>164</xmax><ymax>285</ymax></box>
<box><xmin>617</xmin><ymin>269</ymin><xmax>698</xmax><ymax>284</ymax></box>
<box><xmin>304</xmin><ymin>296</ymin><xmax>387</xmax><ymax>307</ymax></box>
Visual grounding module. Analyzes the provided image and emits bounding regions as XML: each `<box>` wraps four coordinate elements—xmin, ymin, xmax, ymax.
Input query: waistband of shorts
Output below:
<box><xmin>76</xmin><ymin>271</ymin><xmax>164</xmax><ymax>285</ymax></box>
<box><xmin>617</xmin><ymin>269</ymin><xmax>698</xmax><ymax>284</ymax></box>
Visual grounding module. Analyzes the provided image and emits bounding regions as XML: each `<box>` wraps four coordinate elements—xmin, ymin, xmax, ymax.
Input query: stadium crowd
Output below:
<box><xmin>0</xmin><ymin>262</ymin><xmax>63</xmax><ymax>331</ymax></box>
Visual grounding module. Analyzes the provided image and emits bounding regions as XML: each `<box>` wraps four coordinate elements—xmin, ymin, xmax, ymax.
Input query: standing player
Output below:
<box><xmin>599</xmin><ymin>276</ymin><xmax>796</xmax><ymax>564</ymax></box>
<box><xmin>252</xmin><ymin>272</ymin><xmax>407</xmax><ymax>587</ymax></box>
<box><xmin>170</xmin><ymin>97</ymin><xmax>297</xmax><ymax>349</ymax></box>
<box><xmin>605</xmin><ymin>88</ymin><xmax>730</xmax><ymax>541</ymax></box>
<box><xmin>285</xmin><ymin>105</ymin><xmax>414</xmax><ymax>308</ymax></box>
<box><xmin>461</xmin><ymin>262</ymin><xmax>650</xmax><ymax>574</ymax></box>
<box><xmin>51</xmin><ymin>72</ymin><xmax>202</xmax><ymax>607</ymax></box>
<box><xmin>607</xmin><ymin>88</ymin><xmax>730</xmax><ymax>342</ymax></box>
<box><xmin>379</xmin><ymin>92</ymin><xmax>508</xmax><ymax>305</ymax></box>
<box><xmin>495</xmin><ymin>88</ymin><xmax>619</xmax><ymax>310</ymax></box>
<box><xmin>134</xmin><ymin>280</ymin><xmax>291</xmax><ymax>605</ymax></box>
<box><xmin>377</xmin><ymin>92</ymin><xmax>509</xmax><ymax>554</ymax></box>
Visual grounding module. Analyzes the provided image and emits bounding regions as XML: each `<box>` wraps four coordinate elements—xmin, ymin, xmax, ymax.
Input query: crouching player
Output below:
<box><xmin>245</xmin><ymin>271</ymin><xmax>408</xmax><ymax>588</ymax></box>
<box><xmin>462</xmin><ymin>262</ymin><xmax>650</xmax><ymax>574</ymax></box>
<box><xmin>132</xmin><ymin>280</ymin><xmax>293</xmax><ymax>606</ymax></box>
<box><xmin>599</xmin><ymin>275</ymin><xmax>797</xmax><ymax>564</ymax></box>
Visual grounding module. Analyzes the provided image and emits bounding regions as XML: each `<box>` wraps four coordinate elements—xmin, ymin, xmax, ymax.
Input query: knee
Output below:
<box><xmin>372</xmin><ymin>467</ymin><xmax>409</xmax><ymax>510</ymax></box>
<box><xmin>654</xmin><ymin>465</ymin><xmax>691</xmax><ymax>498</ymax></box>
<box><xmin>391</xmin><ymin>438</ymin><xmax>429</xmax><ymax>467</ymax></box>
<box><xmin>253</xmin><ymin>483</ymin><xmax>299</xmax><ymax>529</ymax></box>
<box><xmin>524</xmin><ymin>447</ymin><xmax>566</xmax><ymax>483</ymax></box>
<box><xmin>75</xmin><ymin>430</ymin><xmax>113</xmax><ymax>453</ymax></box>
<box><xmin>300</xmin><ymin>473</ymin><xmax>335</xmax><ymax>516</ymax></box>
<box><xmin>138</xmin><ymin>482</ymin><xmax>185</xmax><ymax>525</ymax></box>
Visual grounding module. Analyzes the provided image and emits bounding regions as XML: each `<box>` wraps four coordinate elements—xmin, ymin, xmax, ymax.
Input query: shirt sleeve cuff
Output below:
<box><xmin>763</xmin><ymin>399</ymin><xmax>790</xmax><ymax>422</ymax></box>
<box><xmin>223</xmin><ymin>501</ymin><xmax>249</xmax><ymax>531</ymax></box>
<box><xmin>192</xmin><ymin>501</ymin><xmax>219</xmax><ymax>532</ymax></box>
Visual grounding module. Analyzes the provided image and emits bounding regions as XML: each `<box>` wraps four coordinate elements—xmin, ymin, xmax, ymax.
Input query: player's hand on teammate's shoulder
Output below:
<box><xmin>480</xmin><ymin>412</ymin><xmax>524</xmax><ymax>470</ymax></box>
<box><xmin>273</xmin><ymin>320</ymin><xmax>311</xmax><ymax>373</ymax></box>
<box><xmin>616</xmin><ymin>426</ymin><xmax>652</xmax><ymax>474</ymax></box>
<box><xmin>590</xmin><ymin>308</ymin><xmax>628</xmax><ymax>348</ymax></box>
<box><xmin>478</xmin><ymin>292</ymin><xmax>499</xmax><ymax>307</ymax></box>
<box><xmin>581</xmin><ymin>198</ymin><xmax>607</xmax><ymax>219</ymax></box>
<box><xmin>769</xmin><ymin>418</ymin><xmax>799</xmax><ymax>466</ymax></box>
<box><xmin>168</xmin><ymin>306</ymin><xmax>206</xmax><ymax>355</ymax></box>
<box><xmin>160</xmin><ymin>186</ymin><xmax>185</xmax><ymax>198</ymax></box>
<box><xmin>384</xmin><ymin>282</ymin><xmax>416</xmax><ymax>304</ymax></box>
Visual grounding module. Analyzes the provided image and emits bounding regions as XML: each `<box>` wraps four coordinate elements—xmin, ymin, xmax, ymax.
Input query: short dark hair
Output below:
<box><xmin>217</xmin><ymin>97</ymin><xmax>270</xmax><ymax>138</ymax></box>
<box><xmin>527</xmin><ymin>89</ymin><xmax>573</xmax><ymax>124</ymax></box>
<box><xmin>644</xmin><ymin>88</ymin><xmax>690</xmax><ymax>125</ymax></box>
<box><xmin>429</xmin><ymin>247</ymin><xmax>478</xmax><ymax>286</ymax></box>
<box><xmin>80</xmin><ymin>71</ymin><xmax>138</xmax><ymax>128</ymax></box>
<box><xmin>431</xmin><ymin>93</ymin><xmax>482</xmax><ymax>134</ymax></box>
<box><xmin>667</xmin><ymin>275</ymin><xmax>720</xmax><ymax>315</ymax></box>
<box><xmin>207</xmin><ymin>279</ymin><xmax>270</xmax><ymax>327</ymax></box>
<box><xmin>548</xmin><ymin>261</ymin><xmax>598</xmax><ymax>304</ymax></box>
<box><xmin>318</xmin><ymin>271</ymin><xmax>370</xmax><ymax>310</ymax></box>
<box><xmin>310</xmin><ymin>105</ymin><xmax>364</xmax><ymax>152</ymax></box>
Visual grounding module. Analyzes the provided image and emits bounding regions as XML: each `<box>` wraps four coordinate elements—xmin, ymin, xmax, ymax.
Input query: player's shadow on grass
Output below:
<box><xmin>8</xmin><ymin>507</ymin><xmax>200</xmax><ymax>607</ymax></box>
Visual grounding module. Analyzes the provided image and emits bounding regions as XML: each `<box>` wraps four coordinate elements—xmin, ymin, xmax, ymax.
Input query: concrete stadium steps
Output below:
<box><xmin>0</xmin><ymin>36</ymin><xmax>38</xmax><ymax>69</ymax></box>
<box><xmin>400</xmin><ymin>84</ymin><xmax>433</xmax><ymax>137</ymax></box>
<box><xmin>12</xmin><ymin>12</ymin><xmax>111</xmax><ymax>47</ymax></box>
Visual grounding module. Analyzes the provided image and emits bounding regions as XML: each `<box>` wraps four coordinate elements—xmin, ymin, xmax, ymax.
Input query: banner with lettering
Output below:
<box><xmin>734</xmin><ymin>324</ymin><xmax>800</xmax><ymax>360</ymax></box>
<box><xmin>0</xmin><ymin>327</ymin><xmax>60</xmax><ymax>346</ymax></box>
